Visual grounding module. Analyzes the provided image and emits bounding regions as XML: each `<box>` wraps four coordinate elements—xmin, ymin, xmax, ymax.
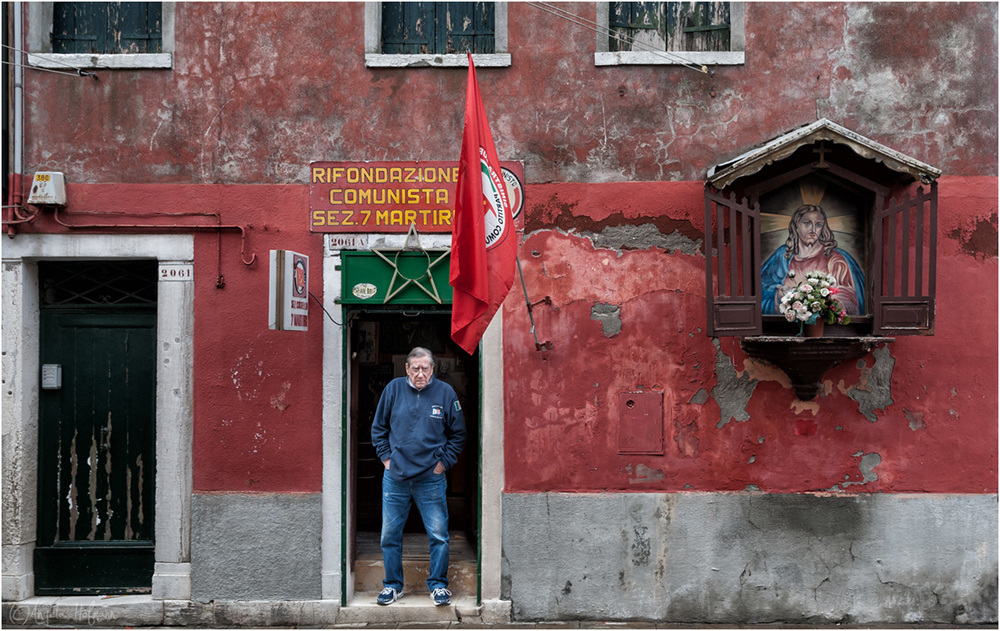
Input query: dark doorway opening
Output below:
<box><xmin>347</xmin><ymin>308</ymin><xmax>479</xmax><ymax>597</ymax></box>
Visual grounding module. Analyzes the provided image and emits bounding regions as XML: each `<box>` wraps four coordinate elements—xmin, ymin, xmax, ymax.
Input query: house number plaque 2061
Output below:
<box><xmin>159</xmin><ymin>264</ymin><xmax>194</xmax><ymax>281</ymax></box>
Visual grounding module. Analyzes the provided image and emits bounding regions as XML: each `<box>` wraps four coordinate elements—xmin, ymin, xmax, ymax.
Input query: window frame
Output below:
<box><xmin>365</xmin><ymin>2</ymin><xmax>511</xmax><ymax>68</ymax></box>
<box><xmin>27</xmin><ymin>2</ymin><xmax>174</xmax><ymax>70</ymax></box>
<box><xmin>595</xmin><ymin>1</ymin><xmax>744</xmax><ymax>67</ymax></box>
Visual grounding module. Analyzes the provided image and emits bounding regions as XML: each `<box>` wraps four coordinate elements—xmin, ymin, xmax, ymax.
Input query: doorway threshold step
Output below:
<box><xmin>354</xmin><ymin>531</ymin><xmax>477</xmax><ymax>595</ymax></box>
<box><xmin>341</xmin><ymin>592</ymin><xmax>479</xmax><ymax>624</ymax></box>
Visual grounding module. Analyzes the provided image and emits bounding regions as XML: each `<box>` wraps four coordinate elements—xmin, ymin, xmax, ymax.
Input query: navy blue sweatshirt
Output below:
<box><xmin>371</xmin><ymin>376</ymin><xmax>467</xmax><ymax>482</ymax></box>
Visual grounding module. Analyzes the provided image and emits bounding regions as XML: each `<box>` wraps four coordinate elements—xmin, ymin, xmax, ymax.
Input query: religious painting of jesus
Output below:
<box><xmin>760</xmin><ymin>175</ymin><xmax>867</xmax><ymax>316</ymax></box>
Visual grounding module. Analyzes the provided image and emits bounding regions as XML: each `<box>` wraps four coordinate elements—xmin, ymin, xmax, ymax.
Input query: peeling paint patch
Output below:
<box><xmin>626</xmin><ymin>463</ymin><xmax>666</xmax><ymax>484</ymax></box>
<box><xmin>741</xmin><ymin>357</ymin><xmax>791</xmax><ymax>388</ymax></box>
<box><xmin>829</xmin><ymin>452</ymin><xmax>882</xmax><ymax>491</ymax></box>
<box><xmin>579</xmin><ymin>223</ymin><xmax>702</xmax><ymax>256</ymax></box>
<box><xmin>845</xmin><ymin>346</ymin><xmax>895</xmax><ymax>422</ymax></box>
<box><xmin>711</xmin><ymin>339</ymin><xmax>758</xmax><ymax>428</ymax></box>
<box><xmin>270</xmin><ymin>381</ymin><xmax>292</xmax><ymax>411</ymax></box>
<box><xmin>904</xmin><ymin>408</ymin><xmax>926</xmax><ymax>431</ymax></box>
<box><xmin>949</xmin><ymin>214</ymin><xmax>999</xmax><ymax>259</ymax></box>
<box><xmin>673</xmin><ymin>420</ymin><xmax>700</xmax><ymax>458</ymax></box>
<box><xmin>688</xmin><ymin>388</ymin><xmax>709</xmax><ymax>405</ymax></box>
<box><xmin>590</xmin><ymin>303</ymin><xmax>622</xmax><ymax>337</ymax></box>
<box><xmin>790</xmin><ymin>400</ymin><xmax>820</xmax><ymax>416</ymax></box>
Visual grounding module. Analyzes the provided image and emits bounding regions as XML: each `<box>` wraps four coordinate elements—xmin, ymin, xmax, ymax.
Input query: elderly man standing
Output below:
<box><xmin>370</xmin><ymin>347</ymin><xmax>467</xmax><ymax>606</ymax></box>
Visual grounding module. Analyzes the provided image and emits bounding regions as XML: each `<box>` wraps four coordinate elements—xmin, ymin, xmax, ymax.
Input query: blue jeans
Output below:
<box><xmin>380</xmin><ymin>470</ymin><xmax>450</xmax><ymax>592</ymax></box>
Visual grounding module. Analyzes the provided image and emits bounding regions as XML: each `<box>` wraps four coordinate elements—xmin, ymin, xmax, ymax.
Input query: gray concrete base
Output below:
<box><xmin>1</xmin><ymin>596</ymin><xmax>341</xmax><ymax>627</ymax></box>
<box><xmin>191</xmin><ymin>493</ymin><xmax>321</xmax><ymax>601</ymax></box>
<box><xmin>502</xmin><ymin>492</ymin><xmax>998</xmax><ymax>625</ymax></box>
<box><xmin>1</xmin><ymin>596</ymin><xmax>513</xmax><ymax>627</ymax></box>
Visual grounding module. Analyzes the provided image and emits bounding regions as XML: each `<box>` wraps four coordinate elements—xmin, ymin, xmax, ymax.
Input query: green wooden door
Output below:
<box><xmin>35</xmin><ymin>263</ymin><xmax>157</xmax><ymax>594</ymax></box>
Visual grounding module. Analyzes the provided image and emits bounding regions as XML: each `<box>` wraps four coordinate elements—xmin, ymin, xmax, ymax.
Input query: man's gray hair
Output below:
<box><xmin>407</xmin><ymin>347</ymin><xmax>435</xmax><ymax>367</ymax></box>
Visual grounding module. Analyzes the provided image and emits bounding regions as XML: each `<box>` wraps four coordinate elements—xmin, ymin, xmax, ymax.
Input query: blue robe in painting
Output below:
<box><xmin>760</xmin><ymin>245</ymin><xmax>866</xmax><ymax>316</ymax></box>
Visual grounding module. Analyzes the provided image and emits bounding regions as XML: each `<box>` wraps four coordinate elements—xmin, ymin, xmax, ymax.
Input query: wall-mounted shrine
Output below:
<box><xmin>703</xmin><ymin>119</ymin><xmax>941</xmax><ymax>399</ymax></box>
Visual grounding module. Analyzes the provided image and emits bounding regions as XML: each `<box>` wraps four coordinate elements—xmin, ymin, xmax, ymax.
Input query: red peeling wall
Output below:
<box><xmin>23</xmin><ymin>184</ymin><xmax>325</xmax><ymax>492</ymax></box>
<box><xmin>13</xmin><ymin>3</ymin><xmax>997</xmax><ymax>496</ymax></box>
<box><xmin>503</xmin><ymin>176</ymin><xmax>998</xmax><ymax>494</ymax></box>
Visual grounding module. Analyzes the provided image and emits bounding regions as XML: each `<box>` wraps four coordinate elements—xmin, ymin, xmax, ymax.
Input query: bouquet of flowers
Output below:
<box><xmin>778</xmin><ymin>270</ymin><xmax>851</xmax><ymax>326</ymax></box>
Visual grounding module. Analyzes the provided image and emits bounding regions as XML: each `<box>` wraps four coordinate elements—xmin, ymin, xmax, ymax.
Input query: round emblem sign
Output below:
<box><xmin>293</xmin><ymin>259</ymin><xmax>307</xmax><ymax>297</ymax></box>
<box><xmin>352</xmin><ymin>283</ymin><xmax>378</xmax><ymax>300</ymax></box>
<box><xmin>480</xmin><ymin>152</ymin><xmax>510</xmax><ymax>251</ymax></box>
<box><xmin>501</xmin><ymin>167</ymin><xmax>524</xmax><ymax>219</ymax></box>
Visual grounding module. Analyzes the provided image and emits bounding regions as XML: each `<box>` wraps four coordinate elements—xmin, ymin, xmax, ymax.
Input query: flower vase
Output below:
<box><xmin>804</xmin><ymin>316</ymin><xmax>825</xmax><ymax>338</ymax></box>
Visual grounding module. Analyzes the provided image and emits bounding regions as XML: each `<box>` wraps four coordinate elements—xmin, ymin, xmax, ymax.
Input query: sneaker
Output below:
<box><xmin>377</xmin><ymin>587</ymin><xmax>402</xmax><ymax>605</ymax></box>
<box><xmin>430</xmin><ymin>587</ymin><xmax>452</xmax><ymax>606</ymax></box>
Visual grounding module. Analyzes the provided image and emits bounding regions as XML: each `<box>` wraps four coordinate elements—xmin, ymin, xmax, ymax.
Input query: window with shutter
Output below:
<box><xmin>53</xmin><ymin>2</ymin><xmax>162</xmax><ymax>55</ymax></box>
<box><xmin>366</xmin><ymin>2</ymin><xmax>510</xmax><ymax>68</ymax></box>
<box><xmin>27</xmin><ymin>2</ymin><xmax>173</xmax><ymax>70</ymax></box>
<box><xmin>381</xmin><ymin>2</ymin><xmax>494</xmax><ymax>55</ymax></box>
<box><xmin>596</xmin><ymin>1</ymin><xmax>744</xmax><ymax>66</ymax></box>
<box><xmin>609</xmin><ymin>2</ymin><xmax>730</xmax><ymax>53</ymax></box>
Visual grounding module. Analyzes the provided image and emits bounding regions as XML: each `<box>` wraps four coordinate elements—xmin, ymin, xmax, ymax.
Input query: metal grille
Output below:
<box><xmin>39</xmin><ymin>260</ymin><xmax>158</xmax><ymax>308</ymax></box>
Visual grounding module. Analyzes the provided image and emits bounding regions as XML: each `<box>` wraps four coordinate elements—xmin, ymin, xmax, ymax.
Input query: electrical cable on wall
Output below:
<box><xmin>1</xmin><ymin>44</ymin><xmax>99</xmax><ymax>79</ymax></box>
<box><xmin>309</xmin><ymin>291</ymin><xmax>343</xmax><ymax>326</ymax></box>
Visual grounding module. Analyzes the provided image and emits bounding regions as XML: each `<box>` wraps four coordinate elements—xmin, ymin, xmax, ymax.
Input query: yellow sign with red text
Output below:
<box><xmin>309</xmin><ymin>161</ymin><xmax>523</xmax><ymax>233</ymax></box>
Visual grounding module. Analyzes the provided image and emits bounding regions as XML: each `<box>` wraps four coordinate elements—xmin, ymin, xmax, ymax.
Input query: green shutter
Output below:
<box><xmin>609</xmin><ymin>2</ymin><xmax>731</xmax><ymax>53</ymax></box>
<box><xmin>52</xmin><ymin>3</ymin><xmax>162</xmax><ymax>54</ymax></box>
<box><xmin>382</xmin><ymin>2</ymin><xmax>494</xmax><ymax>54</ymax></box>
<box><xmin>382</xmin><ymin>2</ymin><xmax>432</xmax><ymax>54</ymax></box>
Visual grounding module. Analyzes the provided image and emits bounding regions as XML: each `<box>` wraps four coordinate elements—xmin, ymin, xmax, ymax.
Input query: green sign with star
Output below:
<box><xmin>339</xmin><ymin>250</ymin><xmax>453</xmax><ymax>305</ymax></box>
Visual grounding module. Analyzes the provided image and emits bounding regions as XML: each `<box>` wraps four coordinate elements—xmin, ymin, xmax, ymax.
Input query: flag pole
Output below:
<box><xmin>515</xmin><ymin>253</ymin><xmax>553</xmax><ymax>351</ymax></box>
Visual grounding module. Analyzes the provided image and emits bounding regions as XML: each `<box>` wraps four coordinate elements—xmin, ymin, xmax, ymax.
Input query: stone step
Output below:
<box><xmin>353</xmin><ymin>531</ymin><xmax>477</xmax><ymax>597</ymax></box>
<box><xmin>339</xmin><ymin>591</ymin><xmax>480</xmax><ymax>624</ymax></box>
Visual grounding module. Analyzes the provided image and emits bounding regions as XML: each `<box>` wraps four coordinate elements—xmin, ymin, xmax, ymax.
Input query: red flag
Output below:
<box><xmin>450</xmin><ymin>54</ymin><xmax>517</xmax><ymax>355</ymax></box>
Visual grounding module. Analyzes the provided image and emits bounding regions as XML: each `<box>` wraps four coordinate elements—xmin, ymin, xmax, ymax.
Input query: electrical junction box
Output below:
<box><xmin>41</xmin><ymin>364</ymin><xmax>62</xmax><ymax>390</ymax></box>
<box><xmin>27</xmin><ymin>171</ymin><xmax>67</xmax><ymax>206</ymax></box>
<box><xmin>618</xmin><ymin>390</ymin><xmax>665</xmax><ymax>455</ymax></box>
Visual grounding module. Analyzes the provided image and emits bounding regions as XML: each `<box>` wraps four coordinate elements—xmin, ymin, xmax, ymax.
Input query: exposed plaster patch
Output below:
<box><xmin>949</xmin><ymin>214</ymin><xmax>999</xmax><ymax>259</ymax></box>
<box><xmin>741</xmin><ymin>356</ymin><xmax>791</xmax><ymax>388</ymax></box>
<box><xmin>578</xmin><ymin>223</ymin><xmax>702</xmax><ymax>256</ymax></box>
<box><xmin>524</xmin><ymin>204</ymin><xmax>703</xmax><ymax>251</ymax></box>
<box><xmin>791</xmin><ymin>400</ymin><xmax>820</xmax><ymax>416</ymax></box>
<box><xmin>845</xmin><ymin>346</ymin><xmax>895</xmax><ymax>422</ymax></box>
<box><xmin>832</xmin><ymin>452</ymin><xmax>882</xmax><ymax>490</ymax></box>
<box><xmin>591</xmin><ymin>302</ymin><xmax>622</xmax><ymax>337</ymax></box>
<box><xmin>626</xmin><ymin>463</ymin><xmax>666</xmax><ymax>484</ymax></box>
<box><xmin>904</xmin><ymin>408</ymin><xmax>926</xmax><ymax>431</ymax></box>
<box><xmin>710</xmin><ymin>338</ymin><xmax>758</xmax><ymax>428</ymax></box>
<box><xmin>673</xmin><ymin>419</ymin><xmax>700</xmax><ymax>458</ymax></box>
<box><xmin>689</xmin><ymin>388</ymin><xmax>709</xmax><ymax>405</ymax></box>
<box><xmin>822</xmin><ymin>451</ymin><xmax>882</xmax><ymax>492</ymax></box>
<box><xmin>270</xmin><ymin>381</ymin><xmax>291</xmax><ymax>411</ymax></box>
